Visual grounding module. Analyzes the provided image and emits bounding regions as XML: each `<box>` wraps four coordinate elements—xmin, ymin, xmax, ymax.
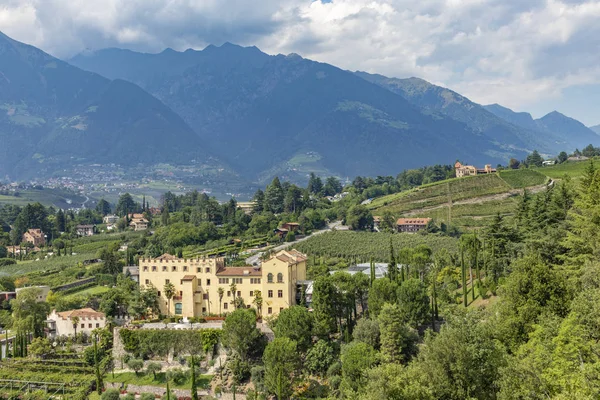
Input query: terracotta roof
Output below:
<box><xmin>216</xmin><ymin>267</ymin><xmax>262</xmax><ymax>276</ymax></box>
<box><xmin>397</xmin><ymin>218</ymin><xmax>432</xmax><ymax>225</ymax></box>
<box><xmin>181</xmin><ymin>275</ymin><xmax>196</xmax><ymax>281</ymax></box>
<box><xmin>56</xmin><ymin>308</ymin><xmax>104</xmax><ymax>319</ymax></box>
<box><xmin>271</xmin><ymin>249</ymin><xmax>307</xmax><ymax>264</ymax></box>
<box><xmin>158</xmin><ymin>253</ymin><xmax>178</xmax><ymax>260</ymax></box>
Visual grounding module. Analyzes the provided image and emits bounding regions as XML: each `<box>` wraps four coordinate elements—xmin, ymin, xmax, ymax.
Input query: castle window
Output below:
<box><xmin>268</xmin><ymin>290</ymin><xmax>273</xmax><ymax>298</ymax></box>
<box><xmin>152</xmin><ymin>266</ymin><xmax>157</xmax><ymax>272</ymax></box>
<box><xmin>172</xmin><ymin>266</ymin><xmax>177</xmax><ymax>272</ymax></box>
<box><xmin>205</xmin><ymin>267</ymin><xmax>210</xmax><ymax>273</ymax></box>
<box><xmin>278</xmin><ymin>290</ymin><xmax>283</xmax><ymax>298</ymax></box>
<box><xmin>183</xmin><ymin>266</ymin><xmax>188</xmax><ymax>272</ymax></box>
<box><xmin>162</xmin><ymin>266</ymin><xmax>167</xmax><ymax>271</ymax></box>
<box><xmin>143</xmin><ymin>266</ymin><xmax>148</xmax><ymax>272</ymax></box>
<box><xmin>277</xmin><ymin>273</ymin><xmax>284</xmax><ymax>283</ymax></box>
<box><xmin>267</xmin><ymin>273</ymin><xmax>273</xmax><ymax>283</ymax></box>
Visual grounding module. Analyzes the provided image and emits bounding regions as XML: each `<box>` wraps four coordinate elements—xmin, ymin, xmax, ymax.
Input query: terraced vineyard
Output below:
<box><xmin>369</xmin><ymin>169</ymin><xmax>550</xmax><ymax>230</ymax></box>
<box><xmin>295</xmin><ymin>231</ymin><xmax>459</xmax><ymax>262</ymax></box>
<box><xmin>0</xmin><ymin>358</ymin><xmax>94</xmax><ymax>399</ymax></box>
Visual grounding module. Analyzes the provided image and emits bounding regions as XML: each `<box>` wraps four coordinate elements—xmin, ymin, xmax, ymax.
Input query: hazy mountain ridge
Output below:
<box><xmin>70</xmin><ymin>43</ymin><xmax>512</xmax><ymax>180</ymax></box>
<box><xmin>0</xmin><ymin>31</ymin><xmax>208</xmax><ymax>179</ymax></box>
<box><xmin>354</xmin><ymin>72</ymin><xmax>573</xmax><ymax>154</ymax></box>
<box><xmin>484</xmin><ymin>104</ymin><xmax>600</xmax><ymax>151</ymax></box>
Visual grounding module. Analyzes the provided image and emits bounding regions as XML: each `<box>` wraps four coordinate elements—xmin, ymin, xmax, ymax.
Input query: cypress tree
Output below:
<box><xmin>22</xmin><ymin>333</ymin><xmax>27</xmax><ymax>357</ymax></box>
<box><xmin>388</xmin><ymin>238</ymin><xmax>397</xmax><ymax>282</ymax></box>
<box><xmin>94</xmin><ymin>335</ymin><xmax>102</xmax><ymax>394</ymax></box>
<box><xmin>4</xmin><ymin>330</ymin><xmax>8</xmax><ymax>358</ymax></box>
<box><xmin>190</xmin><ymin>355</ymin><xmax>198</xmax><ymax>400</ymax></box>
<box><xmin>369</xmin><ymin>257</ymin><xmax>375</xmax><ymax>286</ymax></box>
<box><xmin>461</xmin><ymin>246</ymin><xmax>467</xmax><ymax>307</ymax></box>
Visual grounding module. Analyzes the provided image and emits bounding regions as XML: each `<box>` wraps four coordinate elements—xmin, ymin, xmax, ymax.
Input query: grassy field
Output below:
<box><xmin>498</xmin><ymin>169</ymin><xmax>548</xmax><ymax>188</ymax></box>
<box><xmin>295</xmin><ymin>231</ymin><xmax>459</xmax><ymax>262</ymax></box>
<box><xmin>0</xmin><ymin>188</ymin><xmax>88</xmax><ymax>208</ymax></box>
<box><xmin>105</xmin><ymin>371</ymin><xmax>212</xmax><ymax>390</ymax></box>
<box><xmin>64</xmin><ymin>285</ymin><xmax>110</xmax><ymax>298</ymax></box>
<box><xmin>534</xmin><ymin>158</ymin><xmax>598</xmax><ymax>179</ymax></box>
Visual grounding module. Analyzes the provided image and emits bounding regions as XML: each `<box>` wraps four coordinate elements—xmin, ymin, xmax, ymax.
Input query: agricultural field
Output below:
<box><xmin>533</xmin><ymin>158</ymin><xmax>598</xmax><ymax>179</ymax></box>
<box><xmin>105</xmin><ymin>371</ymin><xmax>212</xmax><ymax>390</ymax></box>
<box><xmin>369</xmin><ymin>173</ymin><xmax>513</xmax><ymax>215</ymax></box>
<box><xmin>498</xmin><ymin>169</ymin><xmax>548</xmax><ymax>188</ymax></box>
<box><xmin>412</xmin><ymin>197</ymin><xmax>520</xmax><ymax>231</ymax></box>
<box><xmin>63</xmin><ymin>285</ymin><xmax>110</xmax><ymax>299</ymax></box>
<box><xmin>0</xmin><ymin>358</ymin><xmax>94</xmax><ymax>399</ymax></box>
<box><xmin>0</xmin><ymin>253</ymin><xmax>94</xmax><ymax>277</ymax></box>
<box><xmin>0</xmin><ymin>188</ymin><xmax>89</xmax><ymax>209</ymax></box>
<box><xmin>295</xmin><ymin>231</ymin><xmax>459</xmax><ymax>262</ymax></box>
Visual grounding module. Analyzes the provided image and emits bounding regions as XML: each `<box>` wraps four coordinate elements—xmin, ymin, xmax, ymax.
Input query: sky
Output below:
<box><xmin>1</xmin><ymin>0</ymin><xmax>599</xmax><ymax>126</ymax></box>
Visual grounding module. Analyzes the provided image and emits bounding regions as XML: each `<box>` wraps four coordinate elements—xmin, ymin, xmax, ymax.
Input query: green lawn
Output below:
<box><xmin>534</xmin><ymin>158</ymin><xmax>598</xmax><ymax>179</ymax></box>
<box><xmin>105</xmin><ymin>371</ymin><xmax>212</xmax><ymax>390</ymax></box>
<box><xmin>64</xmin><ymin>285</ymin><xmax>110</xmax><ymax>298</ymax></box>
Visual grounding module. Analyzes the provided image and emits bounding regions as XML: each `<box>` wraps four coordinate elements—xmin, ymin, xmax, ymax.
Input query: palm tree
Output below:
<box><xmin>72</xmin><ymin>316</ymin><xmax>80</xmax><ymax>337</ymax></box>
<box><xmin>229</xmin><ymin>282</ymin><xmax>237</xmax><ymax>308</ymax></box>
<box><xmin>217</xmin><ymin>287</ymin><xmax>224</xmax><ymax>316</ymax></box>
<box><xmin>163</xmin><ymin>282</ymin><xmax>176</xmax><ymax>317</ymax></box>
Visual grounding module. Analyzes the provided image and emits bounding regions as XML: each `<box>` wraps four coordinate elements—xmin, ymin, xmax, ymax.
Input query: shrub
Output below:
<box><xmin>127</xmin><ymin>358</ymin><xmax>144</xmax><ymax>374</ymax></box>
<box><xmin>123</xmin><ymin>395</ymin><xmax>136</xmax><ymax>400</ymax></box>
<box><xmin>140</xmin><ymin>394</ymin><xmax>156</xmax><ymax>400</ymax></box>
<box><xmin>101</xmin><ymin>389</ymin><xmax>121</xmax><ymax>400</ymax></box>
<box><xmin>0</xmin><ymin>258</ymin><xmax>16</xmax><ymax>267</ymax></box>
<box><xmin>167</xmin><ymin>368</ymin><xmax>188</xmax><ymax>385</ymax></box>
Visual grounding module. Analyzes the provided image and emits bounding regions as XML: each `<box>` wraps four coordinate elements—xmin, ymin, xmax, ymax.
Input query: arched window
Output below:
<box><xmin>267</xmin><ymin>273</ymin><xmax>273</xmax><ymax>283</ymax></box>
<box><xmin>277</xmin><ymin>273</ymin><xmax>284</xmax><ymax>283</ymax></box>
<box><xmin>183</xmin><ymin>266</ymin><xmax>188</xmax><ymax>272</ymax></box>
<box><xmin>172</xmin><ymin>266</ymin><xmax>177</xmax><ymax>272</ymax></box>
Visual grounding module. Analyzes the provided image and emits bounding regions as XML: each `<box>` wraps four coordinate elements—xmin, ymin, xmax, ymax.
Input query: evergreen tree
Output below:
<box><xmin>265</xmin><ymin>177</ymin><xmax>284</xmax><ymax>214</ymax></box>
<box><xmin>55</xmin><ymin>209</ymin><xmax>66</xmax><ymax>232</ymax></box>
<box><xmin>387</xmin><ymin>239</ymin><xmax>397</xmax><ymax>282</ymax></box>
<box><xmin>252</xmin><ymin>189</ymin><xmax>265</xmax><ymax>213</ymax></box>
<box><xmin>308</xmin><ymin>173</ymin><xmax>323</xmax><ymax>195</ymax></box>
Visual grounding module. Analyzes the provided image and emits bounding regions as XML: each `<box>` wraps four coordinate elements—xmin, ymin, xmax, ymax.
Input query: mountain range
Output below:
<box><xmin>0</xmin><ymin>31</ymin><xmax>207</xmax><ymax>180</ymax></box>
<box><xmin>1</xmin><ymin>31</ymin><xmax>598</xmax><ymax>184</ymax></box>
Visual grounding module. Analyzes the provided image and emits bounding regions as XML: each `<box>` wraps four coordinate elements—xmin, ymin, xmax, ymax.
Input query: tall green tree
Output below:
<box><xmin>265</xmin><ymin>177</ymin><xmax>284</xmax><ymax>214</ymax></box>
<box><xmin>95</xmin><ymin>199</ymin><xmax>112</xmax><ymax>216</ymax></box>
<box><xmin>263</xmin><ymin>337</ymin><xmax>300</xmax><ymax>399</ymax></box>
<box><xmin>378</xmin><ymin>303</ymin><xmax>418</xmax><ymax>363</ymax></box>
<box><xmin>222</xmin><ymin>309</ymin><xmax>261</xmax><ymax>361</ymax></box>
<box><xmin>273</xmin><ymin>306</ymin><xmax>313</xmax><ymax>352</ymax></box>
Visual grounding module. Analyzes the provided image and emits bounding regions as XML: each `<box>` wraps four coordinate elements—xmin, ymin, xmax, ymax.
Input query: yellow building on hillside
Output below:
<box><xmin>138</xmin><ymin>250</ymin><xmax>307</xmax><ymax>318</ymax></box>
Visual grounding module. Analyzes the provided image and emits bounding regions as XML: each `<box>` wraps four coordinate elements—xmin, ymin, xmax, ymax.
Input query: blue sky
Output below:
<box><xmin>1</xmin><ymin>0</ymin><xmax>599</xmax><ymax>126</ymax></box>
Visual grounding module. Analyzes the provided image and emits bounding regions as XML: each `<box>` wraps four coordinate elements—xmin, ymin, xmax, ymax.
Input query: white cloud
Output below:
<box><xmin>1</xmin><ymin>0</ymin><xmax>599</xmax><ymax>123</ymax></box>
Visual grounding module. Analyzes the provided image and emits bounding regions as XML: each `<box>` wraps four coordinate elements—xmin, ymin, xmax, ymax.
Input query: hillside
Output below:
<box><xmin>0</xmin><ymin>31</ymin><xmax>208</xmax><ymax>180</ymax></box>
<box><xmin>484</xmin><ymin>104</ymin><xmax>600</xmax><ymax>152</ymax></box>
<box><xmin>69</xmin><ymin>43</ymin><xmax>513</xmax><ymax>182</ymax></box>
<box><xmin>369</xmin><ymin>169</ymin><xmax>550</xmax><ymax>230</ymax></box>
<box><xmin>355</xmin><ymin>73</ymin><xmax>559</xmax><ymax>154</ymax></box>
<box><xmin>591</xmin><ymin>125</ymin><xmax>600</xmax><ymax>134</ymax></box>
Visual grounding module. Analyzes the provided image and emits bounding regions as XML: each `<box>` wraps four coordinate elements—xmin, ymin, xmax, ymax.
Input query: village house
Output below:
<box><xmin>397</xmin><ymin>218</ymin><xmax>432</xmax><ymax>233</ymax></box>
<box><xmin>138</xmin><ymin>249</ymin><xmax>307</xmax><ymax>318</ymax></box>
<box><xmin>128</xmin><ymin>213</ymin><xmax>149</xmax><ymax>231</ymax></box>
<box><xmin>103</xmin><ymin>214</ymin><xmax>119</xmax><ymax>224</ymax></box>
<box><xmin>45</xmin><ymin>308</ymin><xmax>107</xmax><ymax>339</ymax></box>
<box><xmin>237</xmin><ymin>202</ymin><xmax>256</xmax><ymax>215</ymax></box>
<box><xmin>373</xmin><ymin>216</ymin><xmax>382</xmax><ymax>229</ymax></box>
<box><xmin>22</xmin><ymin>229</ymin><xmax>45</xmax><ymax>247</ymax></box>
<box><xmin>75</xmin><ymin>224</ymin><xmax>95</xmax><ymax>237</ymax></box>
<box><xmin>16</xmin><ymin>286</ymin><xmax>51</xmax><ymax>302</ymax></box>
<box><xmin>454</xmin><ymin>161</ymin><xmax>497</xmax><ymax>178</ymax></box>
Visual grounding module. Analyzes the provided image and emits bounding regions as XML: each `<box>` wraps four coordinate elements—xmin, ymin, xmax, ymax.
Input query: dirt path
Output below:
<box><xmin>402</xmin><ymin>182</ymin><xmax>550</xmax><ymax>217</ymax></box>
